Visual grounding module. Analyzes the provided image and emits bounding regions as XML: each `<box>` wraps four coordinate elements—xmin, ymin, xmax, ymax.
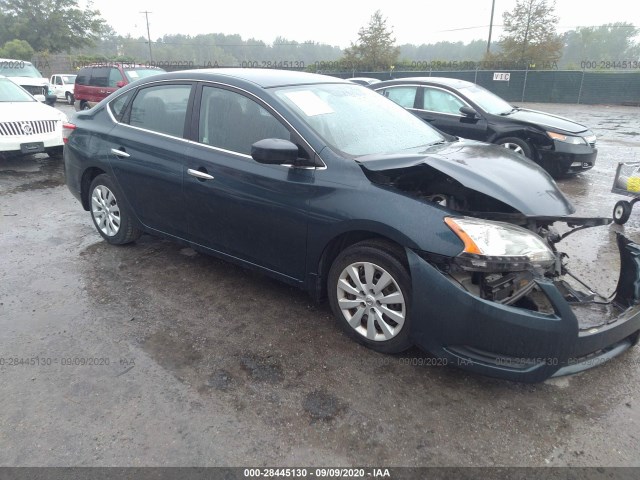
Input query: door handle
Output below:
<box><xmin>110</xmin><ymin>148</ymin><xmax>130</xmax><ymax>158</ymax></box>
<box><xmin>188</xmin><ymin>168</ymin><xmax>214</xmax><ymax>181</ymax></box>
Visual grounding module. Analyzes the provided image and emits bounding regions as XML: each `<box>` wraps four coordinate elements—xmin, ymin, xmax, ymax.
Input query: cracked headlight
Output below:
<box><xmin>445</xmin><ymin>217</ymin><xmax>555</xmax><ymax>272</ymax></box>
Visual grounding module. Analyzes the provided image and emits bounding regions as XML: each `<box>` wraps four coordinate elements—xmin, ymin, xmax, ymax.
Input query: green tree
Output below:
<box><xmin>560</xmin><ymin>23</ymin><xmax>639</xmax><ymax>68</ymax></box>
<box><xmin>499</xmin><ymin>0</ymin><xmax>563</xmax><ymax>64</ymax></box>
<box><xmin>0</xmin><ymin>0</ymin><xmax>107</xmax><ymax>53</ymax></box>
<box><xmin>0</xmin><ymin>39</ymin><xmax>34</xmax><ymax>60</ymax></box>
<box><xmin>341</xmin><ymin>10</ymin><xmax>399</xmax><ymax>71</ymax></box>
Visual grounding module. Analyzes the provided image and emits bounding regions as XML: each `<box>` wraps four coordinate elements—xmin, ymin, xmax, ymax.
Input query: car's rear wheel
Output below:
<box><xmin>328</xmin><ymin>240</ymin><xmax>412</xmax><ymax>353</ymax></box>
<box><xmin>89</xmin><ymin>174</ymin><xmax>141</xmax><ymax>245</ymax></box>
<box><xmin>66</xmin><ymin>92</ymin><xmax>74</xmax><ymax>105</ymax></box>
<box><xmin>497</xmin><ymin>137</ymin><xmax>532</xmax><ymax>159</ymax></box>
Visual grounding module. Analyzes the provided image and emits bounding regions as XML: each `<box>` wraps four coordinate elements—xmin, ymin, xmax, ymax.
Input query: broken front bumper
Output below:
<box><xmin>408</xmin><ymin>233</ymin><xmax>640</xmax><ymax>383</ymax></box>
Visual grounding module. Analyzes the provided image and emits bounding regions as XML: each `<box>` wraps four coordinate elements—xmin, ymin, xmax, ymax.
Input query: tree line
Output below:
<box><xmin>1</xmin><ymin>0</ymin><xmax>638</xmax><ymax>71</ymax></box>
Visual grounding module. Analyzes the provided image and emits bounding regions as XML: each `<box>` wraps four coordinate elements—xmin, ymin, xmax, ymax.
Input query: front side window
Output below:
<box><xmin>421</xmin><ymin>87</ymin><xmax>466</xmax><ymax>115</ymax></box>
<box><xmin>128</xmin><ymin>84</ymin><xmax>191</xmax><ymax>137</ymax></box>
<box><xmin>108</xmin><ymin>68</ymin><xmax>122</xmax><ymax>87</ymax></box>
<box><xmin>382</xmin><ymin>86</ymin><xmax>418</xmax><ymax>108</ymax></box>
<box><xmin>199</xmin><ymin>86</ymin><xmax>290</xmax><ymax>155</ymax></box>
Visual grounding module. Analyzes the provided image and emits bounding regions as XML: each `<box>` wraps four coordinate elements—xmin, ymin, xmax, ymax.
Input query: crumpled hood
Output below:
<box><xmin>357</xmin><ymin>139</ymin><xmax>576</xmax><ymax>217</ymax></box>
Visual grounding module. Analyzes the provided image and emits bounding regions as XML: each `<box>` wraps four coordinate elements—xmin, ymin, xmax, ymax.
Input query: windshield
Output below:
<box><xmin>0</xmin><ymin>62</ymin><xmax>42</xmax><ymax>78</ymax></box>
<box><xmin>274</xmin><ymin>83</ymin><xmax>444</xmax><ymax>157</ymax></box>
<box><xmin>458</xmin><ymin>83</ymin><xmax>513</xmax><ymax>115</ymax></box>
<box><xmin>124</xmin><ymin>68</ymin><xmax>165</xmax><ymax>82</ymax></box>
<box><xmin>0</xmin><ymin>78</ymin><xmax>36</xmax><ymax>102</ymax></box>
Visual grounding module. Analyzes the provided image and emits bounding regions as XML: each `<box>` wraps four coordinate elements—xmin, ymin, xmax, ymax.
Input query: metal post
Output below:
<box><xmin>474</xmin><ymin>67</ymin><xmax>478</xmax><ymax>84</ymax></box>
<box><xmin>486</xmin><ymin>0</ymin><xmax>496</xmax><ymax>54</ymax></box>
<box><xmin>577</xmin><ymin>69</ymin><xmax>585</xmax><ymax>104</ymax></box>
<box><xmin>521</xmin><ymin>66</ymin><xmax>528</xmax><ymax>103</ymax></box>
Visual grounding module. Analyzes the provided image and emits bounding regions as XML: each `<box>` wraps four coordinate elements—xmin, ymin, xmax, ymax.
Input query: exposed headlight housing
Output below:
<box><xmin>445</xmin><ymin>217</ymin><xmax>555</xmax><ymax>272</ymax></box>
<box><xmin>546</xmin><ymin>131</ymin><xmax>586</xmax><ymax>145</ymax></box>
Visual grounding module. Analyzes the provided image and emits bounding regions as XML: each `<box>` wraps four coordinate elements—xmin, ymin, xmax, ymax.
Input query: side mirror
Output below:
<box><xmin>459</xmin><ymin>106</ymin><xmax>478</xmax><ymax>118</ymax></box>
<box><xmin>251</xmin><ymin>138</ymin><xmax>299</xmax><ymax>165</ymax></box>
<box><xmin>116</xmin><ymin>81</ymin><xmax>126</xmax><ymax>88</ymax></box>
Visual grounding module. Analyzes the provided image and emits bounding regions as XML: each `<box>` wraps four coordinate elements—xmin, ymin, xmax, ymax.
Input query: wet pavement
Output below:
<box><xmin>1</xmin><ymin>102</ymin><xmax>639</xmax><ymax>467</ymax></box>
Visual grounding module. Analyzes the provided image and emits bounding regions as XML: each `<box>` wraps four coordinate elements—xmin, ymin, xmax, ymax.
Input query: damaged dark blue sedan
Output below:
<box><xmin>64</xmin><ymin>69</ymin><xmax>640</xmax><ymax>382</ymax></box>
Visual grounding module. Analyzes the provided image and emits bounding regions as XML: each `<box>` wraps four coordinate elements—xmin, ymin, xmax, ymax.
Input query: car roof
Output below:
<box><xmin>136</xmin><ymin>68</ymin><xmax>350</xmax><ymax>88</ymax></box>
<box><xmin>379</xmin><ymin>77</ymin><xmax>475</xmax><ymax>89</ymax></box>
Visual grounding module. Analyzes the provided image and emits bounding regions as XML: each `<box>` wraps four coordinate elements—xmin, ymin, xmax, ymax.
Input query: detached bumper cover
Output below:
<box><xmin>408</xmin><ymin>233</ymin><xmax>640</xmax><ymax>382</ymax></box>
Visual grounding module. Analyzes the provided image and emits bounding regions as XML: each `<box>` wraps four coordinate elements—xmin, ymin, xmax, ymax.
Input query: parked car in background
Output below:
<box><xmin>74</xmin><ymin>63</ymin><xmax>165</xmax><ymax>111</ymax></box>
<box><xmin>0</xmin><ymin>58</ymin><xmax>56</xmax><ymax>106</ymax></box>
<box><xmin>0</xmin><ymin>76</ymin><xmax>68</xmax><ymax>158</ymax></box>
<box><xmin>348</xmin><ymin>77</ymin><xmax>381</xmax><ymax>86</ymax></box>
<box><xmin>373</xmin><ymin>77</ymin><xmax>597</xmax><ymax>177</ymax></box>
<box><xmin>50</xmin><ymin>74</ymin><xmax>77</xmax><ymax>105</ymax></box>
<box><xmin>64</xmin><ymin>69</ymin><xmax>640</xmax><ymax>383</ymax></box>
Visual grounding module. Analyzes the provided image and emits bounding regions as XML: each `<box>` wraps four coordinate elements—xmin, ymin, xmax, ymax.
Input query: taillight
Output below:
<box><xmin>62</xmin><ymin>122</ymin><xmax>76</xmax><ymax>144</ymax></box>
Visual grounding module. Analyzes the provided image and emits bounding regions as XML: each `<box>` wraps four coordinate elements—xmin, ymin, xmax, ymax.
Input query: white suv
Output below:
<box><xmin>50</xmin><ymin>74</ymin><xmax>77</xmax><ymax>105</ymax></box>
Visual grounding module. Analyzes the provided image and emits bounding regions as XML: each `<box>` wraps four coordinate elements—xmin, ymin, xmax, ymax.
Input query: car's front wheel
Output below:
<box><xmin>89</xmin><ymin>174</ymin><xmax>141</xmax><ymax>245</ymax></box>
<box><xmin>497</xmin><ymin>137</ymin><xmax>532</xmax><ymax>159</ymax></box>
<box><xmin>328</xmin><ymin>240</ymin><xmax>412</xmax><ymax>353</ymax></box>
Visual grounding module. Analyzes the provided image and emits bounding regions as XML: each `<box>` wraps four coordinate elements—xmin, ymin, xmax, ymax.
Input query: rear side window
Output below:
<box><xmin>127</xmin><ymin>84</ymin><xmax>192</xmax><ymax>137</ymax></box>
<box><xmin>382</xmin><ymin>86</ymin><xmax>418</xmax><ymax>108</ymax></box>
<box><xmin>89</xmin><ymin>67</ymin><xmax>109</xmax><ymax>87</ymax></box>
<box><xmin>109</xmin><ymin>90</ymin><xmax>134</xmax><ymax>122</ymax></box>
<box><xmin>75</xmin><ymin>68</ymin><xmax>90</xmax><ymax>85</ymax></box>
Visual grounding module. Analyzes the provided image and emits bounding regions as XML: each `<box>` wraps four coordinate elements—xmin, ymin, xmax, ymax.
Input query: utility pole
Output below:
<box><xmin>486</xmin><ymin>0</ymin><xmax>496</xmax><ymax>54</ymax></box>
<box><xmin>141</xmin><ymin>11</ymin><xmax>153</xmax><ymax>62</ymax></box>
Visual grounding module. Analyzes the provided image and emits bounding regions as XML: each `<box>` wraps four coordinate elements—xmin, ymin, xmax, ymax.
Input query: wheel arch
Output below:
<box><xmin>312</xmin><ymin>230</ymin><xmax>409</xmax><ymax>302</ymax></box>
<box><xmin>80</xmin><ymin>167</ymin><xmax>108</xmax><ymax>210</ymax></box>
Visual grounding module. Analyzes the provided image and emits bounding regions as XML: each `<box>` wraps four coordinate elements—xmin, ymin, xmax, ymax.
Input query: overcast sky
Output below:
<box><xmin>90</xmin><ymin>0</ymin><xmax>640</xmax><ymax>48</ymax></box>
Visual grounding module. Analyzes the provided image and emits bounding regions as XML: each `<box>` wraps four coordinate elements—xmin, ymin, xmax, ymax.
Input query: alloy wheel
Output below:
<box><xmin>91</xmin><ymin>185</ymin><xmax>121</xmax><ymax>236</ymax></box>
<box><xmin>336</xmin><ymin>261</ymin><xmax>406</xmax><ymax>341</ymax></box>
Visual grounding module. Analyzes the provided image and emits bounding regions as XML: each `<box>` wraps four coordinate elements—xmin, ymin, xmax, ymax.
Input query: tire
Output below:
<box><xmin>497</xmin><ymin>137</ymin><xmax>533</xmax><ymax>159</ymax></box>
<box><xmin>328</xmin><ymin>240</ymin><xmax>412</xmax><ymax>353</ymax></box>
<box><xmin>88</xmin><ymin>174</ymin><xmax>141</xmax><ymax>245</ymax></box>
<box><xmin>613</xmin><ymin>200</ymin><xmax>632</xmax><ymax>225</ymax></box>
<box><xmin>66</xmin><ymin>92</ymin><xmax>74</xmax><ymax>105</ymax></box>
<box><xmin>80</xmin><ymin>101</ymin><xmax>91</xmax><ymax>111</ymax></box>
